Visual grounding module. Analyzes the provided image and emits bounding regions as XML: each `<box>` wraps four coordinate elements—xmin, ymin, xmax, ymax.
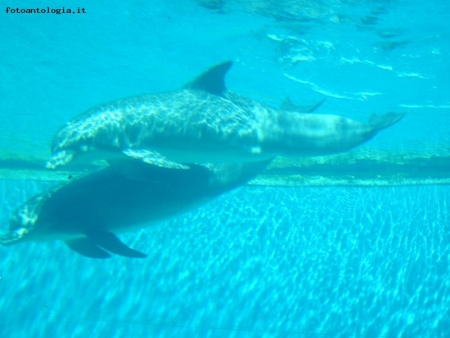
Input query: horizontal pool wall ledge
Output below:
<box><xmin>0</xmin><ymin>149</ymin><xmax>449</xmax><ymax>187</ymax></box>
<box><xmin>251</xmin><ymin>149</ymin><xmax>450</xmax><ymax>187</ymax></box>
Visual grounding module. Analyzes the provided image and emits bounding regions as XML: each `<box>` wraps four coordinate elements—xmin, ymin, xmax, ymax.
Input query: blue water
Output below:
<box><xmin>1</xmin><ymin>182</ymin><xmax>449</xmax><ymax>336</ymax></box>
<box><xmin>1</xmin><ymin>0</ymin><xmax>450</xmax><ymax>337</ymax></box>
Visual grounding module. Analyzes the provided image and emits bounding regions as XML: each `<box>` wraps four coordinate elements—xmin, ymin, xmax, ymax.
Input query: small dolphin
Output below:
<box><xmin>1</xmin><ymin>160</ymin><xmax>270</xmax><ymax>259</ymax></box>
<box><xmin>47</xmin><ymin>61</ymin><xmax>405</xmax><ymax>170</ymax></box>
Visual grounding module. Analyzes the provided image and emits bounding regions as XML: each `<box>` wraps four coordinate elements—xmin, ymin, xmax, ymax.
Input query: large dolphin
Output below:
<box><xmin>46</xmin><ymin>61</ymin><xmax>405</xmax><ymax>170</ymax></box>
<box><xmin>1</xmin><ymin>160</ymin><xmax>270</xmax><ymax>259</ymax></box>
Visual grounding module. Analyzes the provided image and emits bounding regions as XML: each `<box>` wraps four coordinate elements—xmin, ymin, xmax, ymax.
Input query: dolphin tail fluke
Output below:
<box><xmin>86</xmin><ymin>230</ymin><xmax>147</xmax><ymax>258</ymax></box>
<box><xmin>368</xmin><ymin>112</ymin><xmax>406</xmax><ymax>132</ymax></box>
<box><xmin>65</xmin><ymin>238</ymin><xmax>112</xmax><ymax>259</ymax></box>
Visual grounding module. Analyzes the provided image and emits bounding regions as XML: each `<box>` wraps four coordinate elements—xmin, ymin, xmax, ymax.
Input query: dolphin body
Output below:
<box><xmin>0</xmin><ymin>160</ymin><xmax>270</xmax><ymax>259</ymax></box>
<box><xmin>46</xmin><ymin>61</ymin><xmax>405</xmax><ymax>170</ymax></box>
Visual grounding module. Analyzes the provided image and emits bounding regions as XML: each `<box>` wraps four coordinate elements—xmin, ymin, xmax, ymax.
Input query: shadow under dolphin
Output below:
<box><xmin>1</xmin><ymin>160</ymin><xmax>271</xmax><ymax>259</ymax></box>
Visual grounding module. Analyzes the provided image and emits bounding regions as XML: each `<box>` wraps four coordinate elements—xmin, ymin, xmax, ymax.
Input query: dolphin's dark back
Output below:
<box><xmin>35</xmin><ymin>160</ymin><xmax>272</xmax><ymax>235</ymax></box>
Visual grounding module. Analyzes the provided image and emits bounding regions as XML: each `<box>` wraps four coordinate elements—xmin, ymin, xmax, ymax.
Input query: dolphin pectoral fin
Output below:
<box><xmin>369</xmin><ymin>112</ymin><xmax>406</xmax><ymax>132</ymax></box>
<box><xmin>86</xmin><ymin>231</ymin><xmax>147</xmax><ymax>258</ymax></box>
<box><xmin>183</xmin><ymin>61</ymin><xmax>233</xmax><ymax>96</ymax></box>
<box><xmin>122</xmin><ymin>149</ymin><xmax>190</xmax><ymax>170</ymax></box>
<box><xmin>65</xmin><ymin>238</ymin><xmax>111</xmax><ymax>259</ymax></box>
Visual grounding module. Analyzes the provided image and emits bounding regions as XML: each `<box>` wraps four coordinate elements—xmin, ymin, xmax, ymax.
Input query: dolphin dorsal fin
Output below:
<box><xmin>281</xmin><ymin>97</ymin><xmax>327</xmax><ymax>113</ymax></box>
<box><xmin>281</xmin><ymin>97</ymin><xmax>297</xmax><ymax>111</ymax></box>
<box><xmin>184</xmin><ymin>61</ymin><xmax>233</xmax><ymax>96</ymax></box>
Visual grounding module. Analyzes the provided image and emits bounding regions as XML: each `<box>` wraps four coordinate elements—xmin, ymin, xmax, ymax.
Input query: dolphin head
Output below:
<box><xmin>46</xmin><ymin>149</ymin><xmax>76</xmax><ymax>169</ymax></box>
<box><xmin>0</xmin><ymin>213</ymin><xmax>53</xmax><ymax>245</ymax></box>
<box><xmin>0</xmin><ymin>208</ymin><xmax>36</xmax><ymax>245</ymax></box>
<box><xmin>0</xmin><ymin>226</ymin><xmax>30</xmax><ymax>245</ymax></box>
<box><xmin>46</xmin><ymin>111</ymin><xmax>103</xmax><ymax>169</ymax></box>
<box><xmin>0</xmin><ymin>190</ymin><xmax>56</xmax><ymax>245</ymax></box>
